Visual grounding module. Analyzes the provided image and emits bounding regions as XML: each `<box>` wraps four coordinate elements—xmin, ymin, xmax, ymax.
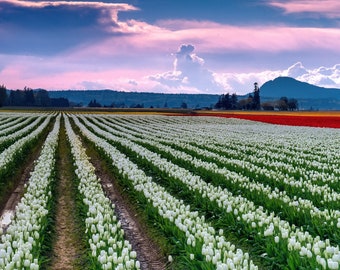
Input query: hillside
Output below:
<box><xmin>261</xmin><ymin>77</ymin><xmax>340</xmax><ymax>99</ymax></box>
<box><xmin>47</xmin><ymin>77</ymin><xmax>340</xmax><ymax>110</ymax></box>
<box><xmin>260</xmin><ymin>77</ymin><xmax>340</xmax><ymax>110</ymax></box>
<box><xmin>48</xmin><ymin>90</ymin><xmax>219</xmax><ymax>109</ymax></box>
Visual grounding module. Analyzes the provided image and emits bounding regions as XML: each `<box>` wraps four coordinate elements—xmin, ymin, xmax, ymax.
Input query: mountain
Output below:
<box><xmin>48</xmin><ymin>90</ymin><xmax>219</xmax><ymax>109</ymax></box>
<box><xmin>261</xmin><ymin>77</ymin><xmax>340</xmax><ymax>99</ymax></box>
<box><xmin>260</xmin><ymin>77</ymin><xmax>340</xmax><ymax>110</ymax></box>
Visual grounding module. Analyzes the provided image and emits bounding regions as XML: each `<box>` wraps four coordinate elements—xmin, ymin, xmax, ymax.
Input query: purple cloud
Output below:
<box><xmin>269</xmin><ymin>0</ymin><xmax>340</xmax><ymax>18</ymax></box>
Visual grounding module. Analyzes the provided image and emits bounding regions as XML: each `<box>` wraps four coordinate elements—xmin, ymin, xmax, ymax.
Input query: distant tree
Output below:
<box><xmin>215</xmin><ymin>93</ymin><xmax>232</xmax><ymax>110</ymax></box>
<box><xmin>237</xmin><ymin>83</ymin><xmax>261</xmax><ymax>110</ymax></box>
<box><xmin>35</xmin><ymin>89</ymin><xmax>51</xmax><ymax>107</ymax></box>
<box><xmin>276</xmin><ymin>97</ymin><xmax>289</xmax><ymax>111</ymax></box>
<box><xmin>50</xmin><ymin>98</ymin><xmax>70</xmax><ymax>107</ymax></box>
<box><xmin>9</xmin><ymin>90</ymin><xmax>25</xmax><ymax>106</ymax></box>
<box><xmin>214</xmin><ymin>95</ymin><xmax>222</xmax><ymax>109</ymax></box>
<box><xmin>224</xmin><ymin>93</ymin><xmax>231</xmax><ymax>109</ymax></box>
<box><xmin>0</xmin><ymin>84</ymin><xmax>7</xmax><ymax>107</ymax></box>
<box><xmin>24</xmin><ymin>86</ymin><xmax>35</xmax><ymax>106</ymax></box>
<box><xmin>239</xmin><ymin>95</ymin><xmax>253</xmax><ymax>110</ymax></box>
<box><xmin>230</xmin><ymin>93</ymin><xmax>238</xmax><ymax>110</ymax></box>
<box><xmin>252</xmin><ymin>82</ymin><xmax>261</xmax><ymax>110</ymax></box>
<box><xmin>88</xmin><ymin>99</ymin><xmax>102</xmax><ymax>107</ymax></box>
<box><xmin>181</xmin><ymin>102</ymin><xmax>188</xmax><ymax>109</ymax></box>
<box><xmin>287</xmin><ymin>98</ymin><xmax>299</xmax><ymax>111</ymax></box>
<box><xmin>262</xmin><ymin>101</ymin><xmax>275</xmax><ymax>111</ymax></box>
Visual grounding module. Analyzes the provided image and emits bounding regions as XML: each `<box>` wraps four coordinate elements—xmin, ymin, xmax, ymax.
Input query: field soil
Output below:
<box><xmin>49</xmin><ymin>125</ymin><xmax>87</xmax><ymax>269</ymax></box>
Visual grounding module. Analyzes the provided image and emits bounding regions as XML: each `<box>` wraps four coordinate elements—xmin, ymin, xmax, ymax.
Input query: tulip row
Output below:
<box><xmin>88</xmin><ymin>115</ymin><xmax>340</xmax><ymax>240</ymax></box>
<box><xmin>0</xmin><ymin>116</ymin><xmax>28</xmax><ymax>136</ymax></box>
<box><xmin>0</xmin><ymin>115</ymin><xmax>44</xmax><ymax>146</ymax></box>
<box><xmin>101</xmin><ymin>115</ymin><xmax>340</xmax><ymax>206</ymax></box>
<box><xmin>0</xmin><ymin>114</ymin><xmax>60</xmax><ymax>269</ymax></box>
<box><xmin>0</xmin><ymin>115</ymin><xmax>14</xmax><ymax>126</ymax></box>
<box><xmin>111</xmin><ymin>114</ymin><xmax>339</xmax><ymax>171</ymax></box>
<box><xmin>71</xmin><ymin>114</ymin><xmax>259</xmax><ymax>269</ymax></box>
<box><xmin>0</xmin><ymin>113</ymin><xmax>33</xmax><ymax>128</ymax></box>
<box><xmin>112</xmin><ymin>114</ymin><xmax>339</xmax><ymax>176</ymax></box>
<box><xmin>64</xmin><ymin>115</ymin><xmax>140</xmax><ymax>270</ymax></box>
<box><xmin>80</xmin><ymin>114</ymin><xmax>340</xmax><ymax>269</ymax></box>
<box><xmin>0</xmin><ymin>115</ymin><xmax>52</xmax><ymax>174</ymax></box>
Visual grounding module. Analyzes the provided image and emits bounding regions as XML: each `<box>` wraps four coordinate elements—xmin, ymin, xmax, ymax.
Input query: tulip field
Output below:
<box><xmin>0</xmin><ymin>111</ymin><xmax>340</xmax><ymax>269</ymax></box>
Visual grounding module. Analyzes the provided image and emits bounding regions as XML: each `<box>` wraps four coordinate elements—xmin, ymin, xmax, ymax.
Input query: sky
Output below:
<box><xmin>0</xmin><ymin>0</ymin><xmax>339</xmax><ymax>95</ymax></box>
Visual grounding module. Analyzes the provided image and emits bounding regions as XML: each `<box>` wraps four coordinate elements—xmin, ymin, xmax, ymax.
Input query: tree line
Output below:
<box><xmin>0</xmin><ymin>85</ymin><xmax>70</xmax><ymax>107</ymax></box>
<box><xmin>214</xmin><ymin>82</ymin><xmax>298</xmax><ymax>111</ymax></box>
<box><xmin>215</xmin><ymin>82</ymin><xmax>261</xmax><ymax>110</ymax></box>
<box><xmin>0</xmin><ymin>83</ymin><xmax>298</xmax><ymax>110</ymax></box>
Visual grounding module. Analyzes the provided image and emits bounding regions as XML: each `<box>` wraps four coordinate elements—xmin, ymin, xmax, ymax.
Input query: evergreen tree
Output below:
<box><xmin>253</xmin><ymin>82</ymin><xmax>261</xmax><ymax>110</ymax></box>
<box><xmin>88</xmin><ymin>99</ymin><xmax>102</xmax><ymax>107</ymax></box>
<box><xmin>230</xmin><ymin>93</ymin><xmax>238</xmax><ymax>110</ymax></box>
<box><xmin>34</xmin><ymin>89</ymin><xmax>51</xmax><ymax>107</ymax></box>
<box><xmin>223</xmin><ymin>93</ymin><xmax>231</xmax><ymax>109</ymax></box>
<box><xmin>24</xmin><ymin>87</ymin><xmax>35</xmax><ymax>106</ymax></box>
<box><xmin>0</xmin><ymin>84</ymin><xmax>7</xmax><ymax>107</ymax></box>
<box><xmin>9</xmin><ymin>90</ymin><xmax>25</xmax><ymax>106</ymax></box>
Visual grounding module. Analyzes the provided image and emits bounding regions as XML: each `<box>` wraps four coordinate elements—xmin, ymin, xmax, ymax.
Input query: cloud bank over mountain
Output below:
<box><xmin>149</xmin><ymin>44</ymin><xmax>340</xmax><ymax>94</ymax></box>
<box><xmin>217</xmin><ymin>62</ymin><xmax>340</xmax><ymax>94</ymax></box>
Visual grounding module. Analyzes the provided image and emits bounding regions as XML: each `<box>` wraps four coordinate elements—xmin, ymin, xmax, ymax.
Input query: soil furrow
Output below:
<box><xmin>49</xmin><ymin>120</ymin><xmax>88</xmax><ymax>270</ymax></box>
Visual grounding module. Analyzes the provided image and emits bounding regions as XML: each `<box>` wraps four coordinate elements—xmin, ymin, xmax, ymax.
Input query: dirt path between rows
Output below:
<box><xmin>80</xmin><ymin>136</ymin><xmax>168</xmax><ymax>270</ymax></box>
<box><xmin>49</xmin><ymin>122</ymin><xmax>87</xmax><ymax>270</ymax></box>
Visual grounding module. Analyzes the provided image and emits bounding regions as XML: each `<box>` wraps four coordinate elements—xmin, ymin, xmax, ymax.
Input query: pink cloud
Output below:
<box><xmin>98</xmin><ymin>19</ymin><xmax>340</xmax><ymax>54</ymax></box>
<box><xmin>2</xmin><ymin>53</ymin><xmax>339</xmax><ymax>94</ymax></box>
<box><xmin>0</xmin><ymin>0</ymin><xmax>138</xmax><ymax>26</ymax></box>
<box><xmin>269</xmin><ymin>0</ymin><xmax>340</xmax><ymax>18</ymax></box>
<box><xmin>0</xmin><ymin>56</ymin><xmax>160</xmax><ymax>91</ymax></box>
<box><xmin>0</xmin><ymin>0</ymin><xmax>137</xmax><ymax>11</ymax></box>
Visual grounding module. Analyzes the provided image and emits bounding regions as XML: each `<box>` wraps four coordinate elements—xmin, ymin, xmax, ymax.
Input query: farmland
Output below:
<box><xmin>0</xmin><ymin>111</ymin><xmax>340</xmax><ymax>269</ymax></box>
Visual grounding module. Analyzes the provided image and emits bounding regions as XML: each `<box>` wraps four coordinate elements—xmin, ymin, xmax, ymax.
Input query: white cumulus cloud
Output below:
<box><xmin>287</xmin><ymin>63</ymin><xmax>340</xmax><ymax>88</ymax></box>
<box><xmin>149</xmin><ymin>44</ymin><xmax>224</xmax><ymax>93</ymax></box>
<box><xmin>284</xmin><ymin>62</ymin><xmax>308</xmax><ymax>77</ymax></box>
